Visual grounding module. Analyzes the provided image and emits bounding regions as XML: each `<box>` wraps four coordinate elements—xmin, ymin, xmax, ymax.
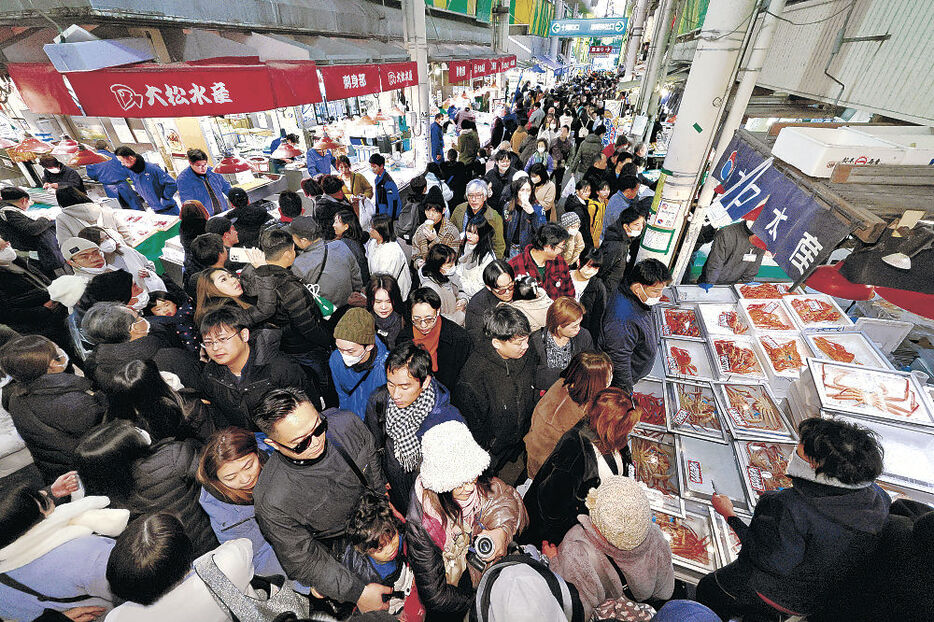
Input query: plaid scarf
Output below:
<box><xmin>386</xmin><ymin>381</ymin><xmax>437</xmax><ymax>472</ymax></box>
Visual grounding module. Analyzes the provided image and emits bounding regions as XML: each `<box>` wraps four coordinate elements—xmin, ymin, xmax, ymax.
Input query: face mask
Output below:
<box><xmin>50</xmin><ymin>349</ymin><xmax>69</xmax><ymax>371</ymax></box>
<box><xmin>79</xmin><ymin>265</ymin><xmax>107</xmax><ymax>275</ymax></box>
<box><xmin>627</xmin><ymin>225</ymin><xmax>644</xmax><ymax>238</ymax></box>
<box><xmin>537</xmin><ymin>146</ymin><xmax>546</xmax><ymax>153</ymax></box>
<box><xmin>132</xmin><ymin>317</ymin><xmax>150</xmax><ymax>335</ymax></box>
<box><xmin>0</xmin><ymin>244</ymin><xmax>16</xmax><ymax>265</ymax></box>
<box><xmin>340</xmin><ymin>350</ymin><xmax>366</xmax><ymax>367</ymax></box>
<box><xmin>550</xmin><ymin>125</ymin><xmax>557</xmax><ymax>130</ymax></box>
<box><xmin>639</xmin><ymin>283</ymin><xmax>661</xmax><ymax>306</ymax></box>
<box><xmin>99</xmin><ymin>239</ymin><xmax>117</xmax><ymax>253</ymax></box>
<box><xmin>441</xmin><ymin>265</ymin><xmax>457</xmax><ymax>276</ymax></box>
<box><xmin>46</xmin><ymin>168</ymin><xmax>61</xmax><ymax>174</ymax></box>
<box><xmin>567</xmin><ymin>226</ymin><xmax>579</xmax><ymax>237</ymax></box>
<box><xmin>135</xmin><ymin>427</ymin><xmax>153</xmax><ymax>446</ymax></box>
<box><xmin>130</xmin><ymin>289</ymin><xmax>150</xmax><ymax>311</ymax></box>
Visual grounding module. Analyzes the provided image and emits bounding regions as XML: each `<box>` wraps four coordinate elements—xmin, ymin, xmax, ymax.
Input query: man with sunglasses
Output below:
<box><xmin>252</xmin><ymin>387</ymin><xmax>391</xmax><ymax>614</ymax></box>
<box><xmin>464</xmin><ymin>259</ymin><xmax>516</xmax><ymax>343</ymax></box>
<box><xmin>199</xmin><ymin>307</ymin><xmax>311</xmax><ymax>430</ymax></box>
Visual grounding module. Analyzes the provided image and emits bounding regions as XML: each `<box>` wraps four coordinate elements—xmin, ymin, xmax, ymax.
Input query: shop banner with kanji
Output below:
<box><xmin>589</xmin><ymin>45</ymin><xmax>614</xmax><ymax>55</ymax></box>
<box><xmin>498</xmin><ymin>56</ymin><xmax>517</xmax><ymax>72</ymax></box>
<box><xmin>470</xmin><ymin>58</ymin><xmax>493</xmax><ymax>78</ymax></box>
<box><xmin>320</xmin><ymin>64</ymin><xmax>382</xmax><ymax>100</ymax></box>
<box><xmin>7</xmin><ymin>63</ymin><xmax>82</xmax><ymax>116</ymax></box>
<box><xmin>379</xmin><ymin>62</ymin><xmax>419</xmax><ymax>91</ymax></box>
<box><xmin>709</xmin><ymin>132</ymin><xmax>852</xmax><ymax>282</ymax></box>
<box><xmin>65</xmin><ymin>62</ymin><xmax>321</xmax><ymax>118</ymax></box>
<box><xmin>448</xmin><ymin>60</ymin><xmax>471</xmax><ymax>83</ymax></box>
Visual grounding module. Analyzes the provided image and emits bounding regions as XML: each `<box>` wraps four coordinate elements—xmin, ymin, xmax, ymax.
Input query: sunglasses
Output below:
<box><xmin>280</xmin><ymin>416</ymin><xmax>328</xmax><ymax>454</ymax></box>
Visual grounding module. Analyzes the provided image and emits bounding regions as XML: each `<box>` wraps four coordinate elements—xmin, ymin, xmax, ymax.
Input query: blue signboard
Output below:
<box><xmin>710</xmin><ymin>133</ymin><xmax>852</xmax><ymax>283</ymax></box>
<box><xmin>550</xmin><ymin>17</ymin><xmax>628</xmax><ymax>37</ymax></box>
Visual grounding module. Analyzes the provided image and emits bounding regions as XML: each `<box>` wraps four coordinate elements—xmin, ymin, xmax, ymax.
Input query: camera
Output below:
<box><xmin>473</xmin><ymin>533</ymin><xmax>496</xmax><ymax>561</ymax></box>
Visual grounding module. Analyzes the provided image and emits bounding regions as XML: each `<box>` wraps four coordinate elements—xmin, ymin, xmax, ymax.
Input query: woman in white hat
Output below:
<box><xmin>405</xmin><ymin>420</ymin><xmax>528</xmax><ymax>621</ymax></box>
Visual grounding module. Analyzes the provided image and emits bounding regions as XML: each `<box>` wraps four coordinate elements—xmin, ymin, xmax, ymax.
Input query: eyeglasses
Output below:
<box><xmin>280</xmin><ymin>416</ymin><xmax>328</xmax><ymax>454</ymax></box>
<box><xmin>491</xmin><ymin>281</ymin><xmax>515</xmax><ymax>296</ymax></box>
<box><xmin>412</xmin><ymin>314</ymin><xmax>439</xmax><ymax>327</ymax></box>
<box><xmin>202</xmin><ymin>332</ymin><xmax>239</xmax><ymax>350</ymax></box>
<box><xmin>467</xmin><ymin>192</ymin><xmax>486</xmax><ymax>199</ymax></box>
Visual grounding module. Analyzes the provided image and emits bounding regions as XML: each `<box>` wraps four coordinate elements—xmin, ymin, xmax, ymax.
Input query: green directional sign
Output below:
<box><xmin>549</xmin><ymin>17</ymin><xmax>628</xmax><ymax>38</ymax></box>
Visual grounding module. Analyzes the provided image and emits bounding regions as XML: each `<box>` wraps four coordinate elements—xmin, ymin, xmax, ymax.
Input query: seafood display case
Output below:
<box><xmin>783</xmin><ymin>294</ymin><xmax>853</xmax><ymax>332</ymax></box>
<box><xmin>734</xmin><ymin>282</ymin><xmax>793</xmax><ymax>299</ymax></box>
<box><xmin>714</xmin><ymin>383</ymin><xmax>797</xmax><ymax>442</ymax></box>
<box><xmin>711</xmin><ymin>336</ymin><xmax>768</xmax><ymax>381</ymax></box>
<box><xmin>676</xmin><ymin>435</ymin><xmax>752</xmax><ymax>512</ymax></box>
<box><xmin>657</xmin><ymin>305</ymin><xmax>706</xmax><ymax>341</ymax></box>
<box><xmin>663</xmin><ymin>338</ymin><xmax>718</xmax><ymax>381</ymax></box>
<box><xmin>808</xmin><ymin>359</ymin><xmax>934</xmax><ymax>429</ymax></box>
<box><xmin>632</xmin><ymin>378</ymin><xmax>668</xmax><ymax>432</ymax></box>
<box><xmin>733</xmin><ymin>440</ymin><xmax>797</xmax><ymax>505</ymax></box>
<box><xmin>756</xmin><ymin>332</ymin><xmax>813</xmax><ymax>379</ymax></box>
<box><xmin>666</xmin><ymin>380</ymin><xmax>728</xmax><ymax>442</ymax></box>
<box><xmin>674</xmin><ymin>285</ymin><xmax>738</xmax><ymax>304</ymax></box>
<box><xmin>738</xmin><ymin>298</ymin><xmax>797</xmax><ymax>332</ymax></box>
<box><xmin>710</xmin><ymin>509</ymin><xmax>751</xmax><ymax>567</ymax></box>
<box><xmin>630</xmin><ymin>431</ymin><xmax>685</xmax><ymax>516</ymax></box>
<box><xmin>804</xmin><ymin>332</ymin><xmax>893</xmax><ymax>369</ymax></box>
<box><xmin>652</xmin><ymin>507</ymin><xmax>720</xmax><ymax>576</ymax></box>
<box><xmin>696</xmin><ymin>303</ymin><xmax>749</xmax><ymax>337</ymax></box>
<box><xmin>827</xmin><ymin>413</ymin><xmax>934</xmax><ymax>496</ymax></box>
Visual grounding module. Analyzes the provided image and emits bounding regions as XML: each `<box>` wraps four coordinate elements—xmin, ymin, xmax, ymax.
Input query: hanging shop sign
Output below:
<box><xmin>319</xmin><ymin>64</ymin><xmax>382</xmax><ymax>100</ymax></box>
<box><xmin>550</xmin><ymin>17</ymin><xmax>628</xmax><ymax>37</ymax></box>
<box><xmin>6</xmin><ymin>63</ymin><xmax>82</xmax><ymax>116</ymax></box>
<box><xmin>62</xmin><ymin>60</ymin><xmax>322</xmax><ymax>118</ymax></box>
<box><xmin>498</xmin><ymin>55</ymin><xmax>517</xmax><ymax>71</ymax></box>
<box><xmin>448</xmin><ymin>60</ymin><xmax>471</xmax><ymax>83</ymax></box>
<box><xmin>710</xmin><ymin>132</ymin><xmax>852</xmax><ymax>283</ymax></box>
<box><xmin>470</xmin><ymin>58</ymin><xmax>494</xmax><ymax>78</ymax></box>
<box><xmin>589</xmin><ymin>45</ymin><xmax>614</xmax><ymax>55</ymax></box>
<box><xmin>379</xmin><ymin>61</ymin><xmax>419</xmax><ymax>91</ymax></box>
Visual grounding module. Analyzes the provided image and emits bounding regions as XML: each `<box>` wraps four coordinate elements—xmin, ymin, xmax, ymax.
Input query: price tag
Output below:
<box><xmin>761</xmin><ymin>335</ymin><xmax>779</xmax><ymax>348</ymax></box>
<box><xmin>742</xmin><ymin>252</ymin><xmax>758</xmax><ymax>262</ymax></box>
<box><xmin>727</xmin><ymin>407</ymin><xmax>746</xmax><ymax>426</ymax></box>
<box><xmin>764</xmin><ymin>301</ymin><xmax>780</xmax><ymax>314</ymax></box>
<box><xmin>747</xmin><ymin>466</ymin><xmax>766</xmax><ymax>492</ymax></box>
<box><xmin>674</xmin><ymin>408</ymin><xmax>692</xmax><ymax>425</ymax></box>
<box><xmin>718</xmin><ymin>312</ymin><xmax>731</xmax><ymax>328</ymax></box>
<box><xmin>667</xmin><ymin>356</ymin><xmax>678</xmax><ymax>373</ymax></box>
<box><xmin>687</xmin><ymin>460</ymin><xmax>704</xmax><ymax>485</ymax></box>
<box><xmin>662</xmin><ymin>325</ymin><xmax>671</xmax><ymax>336</ymax></box>
<box><xmin>806</xmin><ymin>299</ymin><xmax>823</xmax><ymax>311</ymax></box>
<box><xmin>719</xmin><ymin>354</ymin><xmax>731</xmax><ymax>371</ymax></box>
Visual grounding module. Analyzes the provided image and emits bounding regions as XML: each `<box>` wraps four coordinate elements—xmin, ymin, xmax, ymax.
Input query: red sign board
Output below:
<box><xmin>589</xmin><ymin>45</ymin><xmax>613</xmax><ymax>55</ymax></box>
<box><xmin>470</xmin><ymin>58</ymin><xmax>493</xmax><ymax>78</ymax></box>
<box><xmin>379</xmin><ymin>61</ymin><xmax>419</xmax><ymax>91</ymax></box>
<box><xmin>448</xmin><ymin>60</ymin><xmax>471</xmax><ymax>83</ymax></box>
<box><xmin>7</xmin><ymin>63</ymin><xmax>82</xmax><ymax>116</ymax></box>
<box><xmin>499</xmin><ymin>55</ymin><xmax>517</xmax><ymax>71</ymax></box>
<box><xmin>64</xmin><ymin>61</ymin><xmax>321</xmax><ymax>118</ymax></box>
<box><xmin>319</xmin><ymin>64</ymin><xmax>381</xmax><ymax>100</ymax></box>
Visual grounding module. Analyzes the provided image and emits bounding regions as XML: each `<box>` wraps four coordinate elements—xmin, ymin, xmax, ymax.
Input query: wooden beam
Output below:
<box><xmin>831</xmin><ymin>164</ymin><xmax>934</xmax><ymax>186</ymax></box>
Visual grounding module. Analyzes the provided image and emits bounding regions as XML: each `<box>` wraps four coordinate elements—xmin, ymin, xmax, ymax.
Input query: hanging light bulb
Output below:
<box><xmin>314</xmin><ymin>133</ymin><xmax>344</xmax><ymax>151</ymax></box>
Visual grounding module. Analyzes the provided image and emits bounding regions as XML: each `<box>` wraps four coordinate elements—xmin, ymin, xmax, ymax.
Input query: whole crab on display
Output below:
<box><xmin>654</xmin><ymin>513</ymin><xmax>712</xmax><ymax>566</ymax></box>
<box><xmin>724</xmin><ymin>385</ymin><xmax>783</xmax><ymax>432</ymax></box>
<box><xmin>669</xmin><ymin>346</ymin><xmax>698</xmax><ymax>376</ymax></box>
<box><xmin>675</xmin><ymin>384</ymin><xmax>721</xmax><ymax>432</ymax></box>
<box><xmin>746</xmin><ymin>303</ymin><xmax>794</xmax><ymax>330</ymax></box>
<box><xmin>739</xmin><ymin>283</ymin><xmax>786</xmax><ymax>299</ymax></box>
<box><xmin>633</xmin><ymin>391</ymin><xmax>666</xmax><ymax>428</ymax></box>
<box><xmin>791</xmin><ymin>298</ymin><xmax>842</xmax><ymax>324</ymax></box>
<box><xmin>821</xmin><ymin>367</ymin><xmax>920</xmax><ymax>419</ymax></box>
<box><xmin>760</xmin><ymin>337</ymin><xmax>803</xmax><ymax>373</ymax></box>
<box><xmin>715</xmin><ymin>340</ymin><xmax>761</xmax><ymax>375</ymax></box>
<box><xmin>813</xmin><ymin>337</ymin><xmax>856</xmax><ymax>364</ymax></box>
<box><xmin>743</xmin><ymin>441</ymin><xmax>793</xmax><ymax>493</ymax></box>
<box><xmin>718</xmin><ymin>310</ymin><xmax>748</xmax><ymax>335</ymax></box>
<box><xmin>664</xmin><ymin>309</ymin><xmax>701</xmax><ymax>338</ymax></box>
<box><xmin>631</xmin><ymin>437</ymin><xmax>678</xmax><ymax>495</ymax></box>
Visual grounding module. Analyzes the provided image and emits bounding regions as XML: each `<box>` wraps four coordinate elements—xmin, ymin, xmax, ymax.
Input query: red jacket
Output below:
<box><xmin>509</xmin><ymin>244</ymin><xmax>575</xmax><ymax>301</ymax></box>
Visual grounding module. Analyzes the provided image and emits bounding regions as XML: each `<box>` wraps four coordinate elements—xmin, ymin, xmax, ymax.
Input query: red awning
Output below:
<box><xmin>379</xmin><ymin>61</ymin><xmax>418</xmax><ymax>91</ymax></box>
<box><xmin>7</xmin><ymin>63</ymin><xmax>82</xmax><ymax>116</ymax></box>
<box><xmin>56</xmin><ymin>60</ymin><xmax>321</xmax><ymax>118</ymax></box>
<box><xmin>470</xmin><ymin>58</ymin><xmax>493</xmax><ymax>78</ymax></box>
<box><xmin>448</xmin><ymin>60</ymin><xmax>471</xmax><ymax>83</ymax></box>
<box><xmin>319</xmin><ymin>64</ymin><xmax>381</xmax><ymax>100</ymax></box>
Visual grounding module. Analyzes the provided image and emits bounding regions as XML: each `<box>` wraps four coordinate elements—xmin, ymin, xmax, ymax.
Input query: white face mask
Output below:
<box><xmin>50</xmin><ymin>349</ymin><xmax>69</xmax><ymax>371</ymax></box>
<box><xmin>441</xmin><ymin>265</ymin><xmax>457</xmax><ymax>276</ymax></box>
<box><xmin>0</xmin><ymin>244</ymin><xmax>16</xmax><ymax>265</ymax></box>
<box><xmin>99</xmin><ymin>239</ymin><xmax>117</xmax><ymax>254</ymax></box>
<box><xmin>638</xmin><ymin>283</ymin><xmax>661</xmax><ymax>306</ymax></box>
<box><xmin>537</xmin><ymin>146</ymin><xmax>546</xmax><ymax>153</ymax></box>
<box><xmin>566</xmin><ymin>226</ymin><xmax>580</xmax><ymax>237</ymax></box>
<box><xmin>130</xmin><ymin>289</ymin><xmax>150</xmax><ymax>311</ymax></box>
<box><xmin>340</xmin><ymin>350</ymin><xmax>366</xmax><ymax>367</ymax></box>
<box><xmin>79</xmin><ymin>265</ymin><xmax>108</xmax><ymax>275</ymax></box>
<box><xmin>627</xmin><ymin>225</ymin><xmax>644</xmax><ymax>238</ymax></box>
<box><xmin>46</xmin><ymin>167</ymin><xmax>61</xmax><ymax>174</ymax></box>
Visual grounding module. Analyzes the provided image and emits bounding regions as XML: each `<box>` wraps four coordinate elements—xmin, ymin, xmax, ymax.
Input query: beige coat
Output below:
<box><xmin>524</xmin><ymin>379</ymin><xmax>588</xmax><ymax>477</ymax></box>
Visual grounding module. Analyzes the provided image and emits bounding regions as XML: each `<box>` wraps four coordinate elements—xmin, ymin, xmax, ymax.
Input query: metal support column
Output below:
<box><xmin>550</xmin><ymin>0</ymin><xmax>566</xmax><ymax>60</ymax></box>
<box><xmin>637</xmin><ymin>0</ymin><xmax>676</xmax><ymax>115</ymax></box>
<box><xmin>623</xmin><ymin>0</ymin><xmax>649</xmax><ymax>80</ymax></box>
<box><xmin>401</xmin><ymin>0</ymin><xmax>431</xmax><ymax>163</ymax></box>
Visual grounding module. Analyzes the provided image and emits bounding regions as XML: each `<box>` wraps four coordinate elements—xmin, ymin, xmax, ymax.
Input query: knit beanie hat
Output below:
<box><xmin>420</xmin><ymin>420</ymin><xmax>490</xmax><ymax>493</ymax></box>
<box><xmin>333</xmin><ymin>307</ymin><xmax>375</xmax><ymax>345</ymax></box>
<box><xmin>585</xmin><ymin>475</ymin><xmax>650</xmax><ymax>551</ymax></box>
<box><xmin>60</xmin><ymin>236</ymin><xmax>99</xmax><ymax>261</ymax></box>
<box><xmin>560</xmin><ymin>211</ymin><xmax>580</xmax><ymax>229</ymax></box>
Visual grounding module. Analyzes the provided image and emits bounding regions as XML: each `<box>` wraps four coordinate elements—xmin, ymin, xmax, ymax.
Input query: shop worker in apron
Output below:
<box><xmin>699</xmin><ymin>219</ymin><xmax>766</xmax><ymax>285</ymax></box>
<box><xmin>177</xmin><ymin>148</ymin><xmax>232</xmax><ymax>217</ymax></box>
<box><xmin>86</xmin><ymin>140</ymin><xmax>143</xmax><ymax>211</ymax></box>
<box><xmin>115</xmin><ymin>146</ymin><xmax>180</xmax><ymax>215</ymax></box>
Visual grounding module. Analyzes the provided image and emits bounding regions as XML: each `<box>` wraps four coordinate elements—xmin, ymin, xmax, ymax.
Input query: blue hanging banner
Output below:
<box><xmin>710</xmin><ymin>132</ymin><xmax>853</xmax><ymax>282</ymax></box>
<box><xmin>549</xmin><ymin>17</ymin><xmax>628</xmax><ymax>38</ymax></box>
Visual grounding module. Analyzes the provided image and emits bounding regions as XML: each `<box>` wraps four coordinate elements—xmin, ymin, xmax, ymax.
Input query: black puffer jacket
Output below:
<box><xmin>129</xmin><ymin>437</ymin><xmax>218</xmax><ymax>557</ymax></box>
<box><xmin>85</xmin><ymin>332</ymin><xmax>202</xmax><ymax>392</ymax></box>
<box><xmin>396</xmin><ymin>317</ymin><xmax>472</xmax><ymax>392</ymax></box>
<box><xmin>452</xmin><ymin>339</ymin><xmax>538</xmax><ymax>474</ymax></box>
<box><xmin>4</xmin><ymin>373</ymin><xmax>107</xmax><ymax>484</ymax></box>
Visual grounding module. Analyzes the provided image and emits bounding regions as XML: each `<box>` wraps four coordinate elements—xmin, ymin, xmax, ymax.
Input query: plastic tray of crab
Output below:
<box><xmin>676</xmin><ymin>435</ymin><xmax>753</xmax><ymax>513</ymax></box>
<box><xmin>657</xmin><ymin>305</ymin><xmax>706</xmax><ymax>341</ymax></box>
<box><xmin>782</xmin><ymin>294</ymin><xmax>853</xmax><ymax>332</ymax></box>
<box><xmin>666</xmin><ymin>379</ymin><xmax>728</xmax><ymax>443</ymax></box>
<box><xmin>734</xmin><ymin>281</ymin><xmax>793</xmax><ymax>300</ymax></box>
<box><xmin>804</xmin><ymin>332</ymin><xmax>893</xmax><ymax>369</ymax></box>
<box><xmin>696</xmin><ymin>303</ymin><xmax>750</xmax><ymax>337</ymax></box>
<box><xmin>711</xmin><ymin>336</ymin><xmax>768</xmax><ymax>381</ymax></box>
<box><xmin>663</xmin><ymin>338</ymin><xmax>718</xmax><ymax>381</ymax></box>
<box><xmin>632</xmin><ymin>378</ymin><xmax>669</xmax><ymax>432</ymax></box>
<box><xmin>824</xmin><ymin>412</ymin><xmax>934</xmax><ymax>496</ymax></box>
<box><xmin>652</xmin><ymin>507</ymin><xmax>720</xmax><ymax>575</ymax></box>
<box><xmin>674</xmin><ymin>284</ymin><xmax>737</xmax><ymax>304</ymax></box>
<box><xmin>734</xmin><ymin>440</ymin><xmax>796</xmax><ymax>507</ymax></box>
<box><xmin>629</xmin><ymin>432</ymin><xmax>685</xmax><ymax>517</ymax></box>
<box><xmin>710</xmin><ymin>507</ymin><xmax>751</xmax><ymax>568</ymax></box>
<box><xmin>808</xmin><ymin>359</ymin><xmax>934</xmax><ymax>428</ymax></box>
<box><xmin>714</xmin><ymin>382</ymin><xmax>797</xmax><ymax>442</ymax></box>
<box><xmin>756</xmin><ymin>332</ymin><xmax>813</xmax><ymax>380</ymax></box>
<box><xmin>738</xmin><ymin>298</ymin><xmax>798</xmax><ymax>333</ymax></box>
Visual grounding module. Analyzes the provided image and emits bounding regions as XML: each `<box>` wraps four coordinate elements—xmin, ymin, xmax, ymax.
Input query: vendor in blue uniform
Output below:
<box><xmin>177</xmin><ymin>148</ymin><xmax>232</xmax><ymax>217</ymax></box>
<box><xmin>115</xmin><ymin>146</ymin><xmax>179</xmax><ymax>215</ymax></box>
<box><xmin>85</xmin><ymin>140</ymin><xmax>143</xmax><ymax>210</ymax></box>
<box><xmin>305</xmin><ymin>137</ymin><xmax>336</xmax><ymax>178</ymax></box>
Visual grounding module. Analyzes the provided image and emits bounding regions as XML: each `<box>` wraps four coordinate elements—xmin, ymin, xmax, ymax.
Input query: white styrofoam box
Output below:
<box><xmin>844</xmin><ymin>126</ymin><xmax>934</xmax><ymax>166</ymax></box>
<box><xmin>771</xmin><ymin>126</ymin><xmax>905</xmax><ymax>178</ymax></box>
<box><xmin>782</xmin><ymin>294</ymin><xmax>853</xmax><ymax>332</ymax></box>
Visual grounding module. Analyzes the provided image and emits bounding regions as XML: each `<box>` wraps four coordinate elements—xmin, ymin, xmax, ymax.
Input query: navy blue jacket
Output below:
<box><xmin>374</xmin><ymin>170</ymin><xmax>401</xmax><ymax>219</ymax></box>
<box><xmin>598</xmin><ymin>287</ymin><xmax>656</xmax><ymax>393</ymax></box>
<box><xmin>86</xmin><ymin>150</ymin><xmax>143</xmax><ymax>210</ymax></box>
<box><xmin>177</xmin><ymin>166</ymin><xmax>231</xmax><ymax>216</ymax></box>
<box><xmin>127</xmin><ymin>161</ymin><xmax>178</xmax><ymax>213</ymax></box>
<box><xmin>430</xmin><ymin>121</ymin><xmax>444</xmax><ymax>163</ymax></box>
<box><xmin>306</xmin><ymin>148</ymin><xmax>335</xmax><ymax>177</ymax></box>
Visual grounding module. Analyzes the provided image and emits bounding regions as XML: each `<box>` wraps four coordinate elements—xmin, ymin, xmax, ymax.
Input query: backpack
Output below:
<box><xmin>472</xmin><ymin>554</ymin><xmax>585</xmax><ymax>622</ymax></box>
<box><xmin>194</xmin><ymin>553</ymin><xmax>310</xmax><ymax>622</ymax></box>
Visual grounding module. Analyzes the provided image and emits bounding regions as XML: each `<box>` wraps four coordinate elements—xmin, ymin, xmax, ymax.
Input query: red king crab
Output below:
<box><xmin>631</xmin><ymin>437</ymin><xmax>677</xmax><ymax>495</ymax></box>
<box><xmin>654</xmin><ymin>513</ymin><xmax>712</xmax><ymax>566</ymax></box>
<box><xmin>669</xmin><ymin>346</ymin><xmax>698</xmax><ymax>376</ymax></box>
<box><xmin>633</xmin><ymin>391</ymin><xmax>666</xmax><ymax>428</ymax></box>
<box><xmin>821</xmin><ymin>367</ymin><xmax>920</xmax><ymax>419</ymax></box>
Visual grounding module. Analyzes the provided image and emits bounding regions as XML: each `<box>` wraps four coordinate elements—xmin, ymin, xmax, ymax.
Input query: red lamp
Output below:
<box><xmin>874</xmin><ymin>287</ymin><xmax>934</xmax><ymax>321</ymax></box>
<box><xmin>51</xmin><ymin>139</ymin><xmax>80</xmax><ymax>156</ymax></box>
<box><xmin>10</xmin><ymin>137</ymin><xmax>53</xmax><ymax>155</ymax></box>
<box><xmin>313</xmin><ymin>134</ymin><xmax>343</xmax><ymax>151</ymax></box>
<box><xmin>804</xmin><ymin>263</ymin><xmax>876</xmax><ymax>301</ymax></box>
<box><xmin>68</xmin><ymin>146</ymin><xmax>111</xmax><ymax>166</ymax></box>
<box><xmin>0</xmin><ymin>137</ymin><xmax>19</xmax><ymax>149</ymax></box>
<box><xmin>213</xmin><ymin>156</ymin><xmax>253</xmax><ymax>174</ymax></box>
<box><xmin>271</xmin><ymin>142</ymin><xmax>303</xmax><ymax>159</ymax></box>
